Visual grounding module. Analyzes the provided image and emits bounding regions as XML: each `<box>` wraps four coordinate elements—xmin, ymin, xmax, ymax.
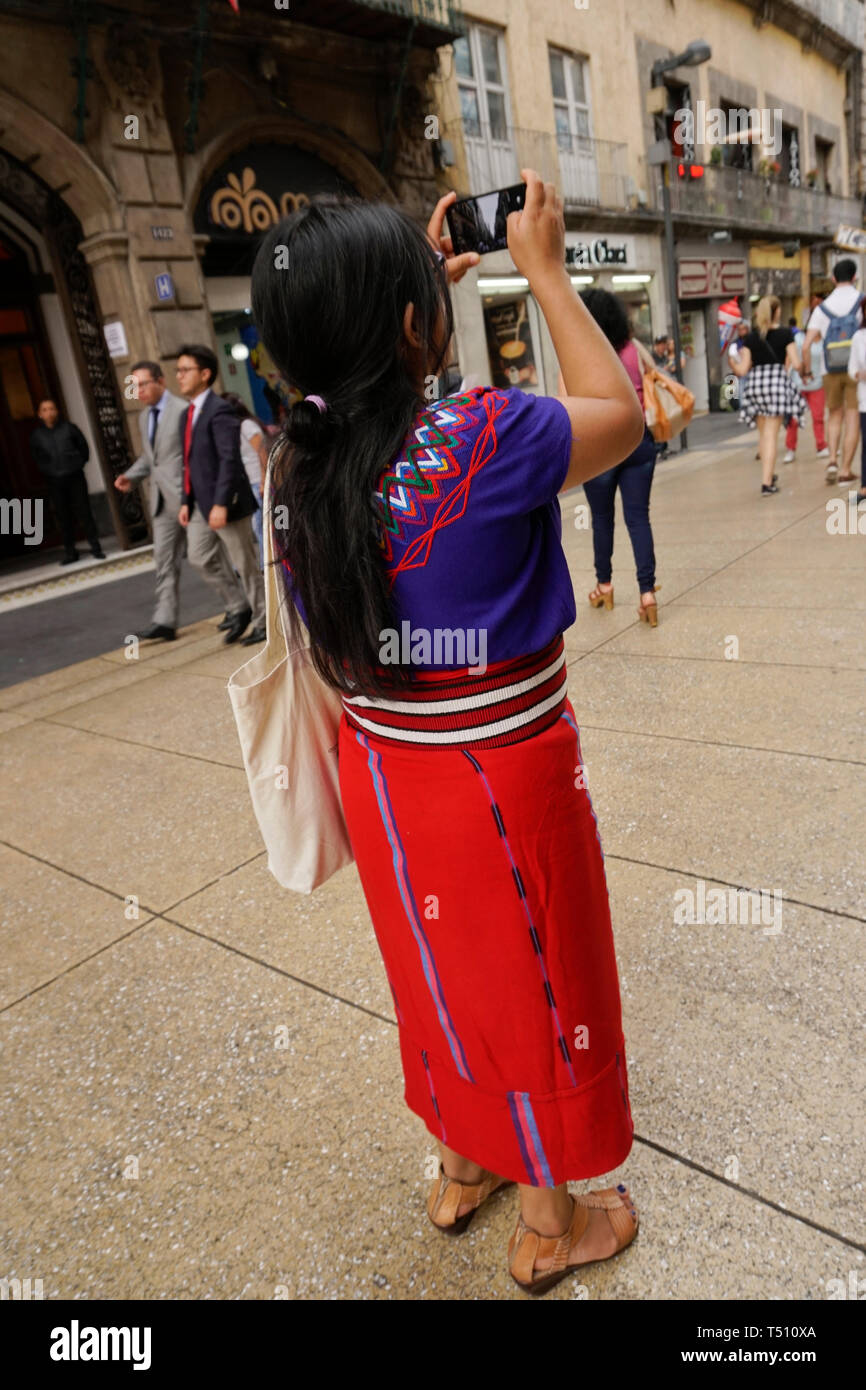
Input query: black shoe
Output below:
<box><xmin>761</xmin><ymin>483</ymin><xmax>779</xmax><ymax>496</ymax></box>
<box><xmin>60</xmin><ymin>552</ymin><xmax>80</xmax><ymax>565</ymax></box>
<box><xmin>217</xmin><ymin>614</ymin><xmax>233</xmax><ymax>631</ymax></box>
<box><xmin>223</xmin><ymin>607</ymin><xmax>252</xmax><ymax>644</ymax></box>
<box><xmin>136</xmin><ymin>623</ymin><xmax>176</xmax><ymax>641</ymax></box>
<box><xmin>91</xmin><ymin>547</ymin><xmax>106</xmax><ymax>560</ymax></box>
<box><xmin>239</xmin><ymin>623</ymin><xmax>266</xmax><ymax>646</ymax></box>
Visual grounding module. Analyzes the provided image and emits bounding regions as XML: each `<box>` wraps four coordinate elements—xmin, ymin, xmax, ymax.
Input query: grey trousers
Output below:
<box><xmin>152</xmin><ymin>506</ymin><xmax>240</xmax><ymax>629</ymax></box>
<box><xmin>186</xmin><ymin>508</ymin><xmax>265</xmax><ymax>626</ymax></box>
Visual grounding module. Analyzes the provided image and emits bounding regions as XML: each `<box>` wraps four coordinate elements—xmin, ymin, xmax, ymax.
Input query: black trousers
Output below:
<box><xmin>46</xmin><ymin>471</ymin><xmax>101</xmax><ymax>557</ymax></box>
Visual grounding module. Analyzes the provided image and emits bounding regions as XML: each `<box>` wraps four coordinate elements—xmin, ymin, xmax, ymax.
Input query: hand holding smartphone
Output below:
<box><xmin>446</xmin><ymin>183</ymin><xmax>526</xmax><ymax>257</ymax></box>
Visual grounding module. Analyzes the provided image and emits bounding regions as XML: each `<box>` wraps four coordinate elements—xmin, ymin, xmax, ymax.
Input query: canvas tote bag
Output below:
<box><xmin>635</xmin><ymin>339</ymin><xmax>695</xmax><ymax>443</ymax></box>
<box><xmin>227</xmin><ymin>463</ymin><xmax>354</xmax><ymax>893</ymax></box>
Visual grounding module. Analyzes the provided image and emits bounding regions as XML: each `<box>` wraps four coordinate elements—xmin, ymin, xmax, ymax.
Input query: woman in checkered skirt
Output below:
<box><xmin>729</xmin><ymin>295</ymin><xmax>806</xmax><ymax>496</ymax></box>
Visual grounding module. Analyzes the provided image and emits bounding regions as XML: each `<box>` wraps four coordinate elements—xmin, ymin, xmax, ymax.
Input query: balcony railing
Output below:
<box><xmin>666</xmin><ymin>160</ymin><xmax>864</xmax><ymax>236</ymax></box>
<box><xmin>443</xmin><ymin>121</ymin><xmax>631</xmax><ymax>210</ymax></box>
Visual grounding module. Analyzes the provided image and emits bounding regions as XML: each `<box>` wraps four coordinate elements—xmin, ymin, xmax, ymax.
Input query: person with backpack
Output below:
<box><xmin>729</xmin><ymin>295</ymin><xmax>804</xmax><ymax>496</ymax></box>
<box><xmin>783</xmin><ymin>317</ymin><xmax>829</xmax><ymax>464</ymax></box>
<box><xmin>801</xmin><ymin>258</ymin><xmax>863</xmax><ymax>484</ymax></box>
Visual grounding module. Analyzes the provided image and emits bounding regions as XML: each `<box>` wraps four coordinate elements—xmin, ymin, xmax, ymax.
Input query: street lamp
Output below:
<box><xmin>649</xmin><ymin>40</ymin><xmax>712</xmax><ymax>451</ymax></box>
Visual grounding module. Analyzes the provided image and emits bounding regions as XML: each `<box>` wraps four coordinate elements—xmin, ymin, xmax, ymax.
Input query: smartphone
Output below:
<box><xmin>446</xmin><ymin>183</ymin><xmax>526</xmax><ymax>257</ymax></box>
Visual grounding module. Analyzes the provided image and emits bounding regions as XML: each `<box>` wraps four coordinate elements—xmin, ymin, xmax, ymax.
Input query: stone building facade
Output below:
<box><xmin>429</xmin><ymin>0</ymin><xmax>865</xmax><ymax>412</ymax></box>
<box><xmin>0</xmin><ymin>0</ymin><xmax>461</xmax><ymax>560</ymax></box>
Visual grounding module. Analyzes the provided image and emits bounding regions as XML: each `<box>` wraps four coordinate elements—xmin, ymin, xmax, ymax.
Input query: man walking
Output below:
<box><xmin>802</xmin><ymin>258</ymin><xmax>862</xmax><ymax>484</ymax></box>
<box><xmin>115</xmin><ymin>360</ymin><xmax>244</xmax><ymax>641</ymax></box>
<box><xmin>30</xmin><ymin>400</ymin><xmax>105</xmax><ymax>565</ymax></box>
<box><xmin>175</xmin><ymin>344</ymin><xmax>265</xmax><ymax>646</ymax></box>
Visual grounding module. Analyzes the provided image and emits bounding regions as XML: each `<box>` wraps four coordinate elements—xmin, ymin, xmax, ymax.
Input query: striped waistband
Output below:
<box><xmin>341</xmin><ymin>635</ymin><xmax>567</xmax><ymax>750</ymax></box>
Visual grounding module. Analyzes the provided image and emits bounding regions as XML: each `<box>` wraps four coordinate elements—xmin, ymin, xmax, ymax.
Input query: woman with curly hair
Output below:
<box><xmin>577</xmin><ymin>288</ymin><xmax>661</xmax><ymax>625</ymax></box>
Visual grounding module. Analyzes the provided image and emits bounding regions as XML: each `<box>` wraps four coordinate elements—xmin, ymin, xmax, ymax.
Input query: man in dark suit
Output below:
<box><xmin>30</xmin><ymin>400</ymin><xmax>105</xmax><ymax>565</ymax></box>
<box><xmin>175</xmin><ymin>345</ymin><xmax>265</xmax><ymax>646</ymax></box>
<box><xmin>114</xmin><ymin>360</ymin><xmax>244</xmax><ymax>641</ymax></box>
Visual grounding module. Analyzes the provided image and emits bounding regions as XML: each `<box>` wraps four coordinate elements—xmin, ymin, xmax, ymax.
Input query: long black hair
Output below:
<box><xmin>579</xmin><ymin>288</ymin><xmax>632</xmax><ymax>352</ymax></box>
<box><xmin>250</xmin><ymin>197</ymin><xmax>453</xmax><ymax>696</ymax></box>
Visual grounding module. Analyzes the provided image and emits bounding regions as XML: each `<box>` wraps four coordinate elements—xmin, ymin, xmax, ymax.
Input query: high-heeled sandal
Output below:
<box><xmin>427</xmin><ymin>1163</ymin><xmax>514</xmax><ymax>1236</ymax></box>
<box><xmin>507</xmin><ymin>1184</ymin><xmax>639</xmax><ymax>1296</ymax></box>
<box><xmin>637</xmin><ymin>584</ymin><xmax>661</xmax><ymax>627</ymax></box>
<box><xmin>588</xmin><ymin>585</ymin><xmax>614</xmax><ymax>610</ymax></box>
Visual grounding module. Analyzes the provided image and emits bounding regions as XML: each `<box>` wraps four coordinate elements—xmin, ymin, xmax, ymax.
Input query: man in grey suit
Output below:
<box><xmin>115</xmin><ymin>360</ymin><xmax>246</xmax><ymax>640</ymax></box>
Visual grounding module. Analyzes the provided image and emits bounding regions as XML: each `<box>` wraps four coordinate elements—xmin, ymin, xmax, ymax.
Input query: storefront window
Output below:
<box><xmin>482</xmin><ymin>295</ymin><xmax>541</xmax><ymax>392</ymax></box>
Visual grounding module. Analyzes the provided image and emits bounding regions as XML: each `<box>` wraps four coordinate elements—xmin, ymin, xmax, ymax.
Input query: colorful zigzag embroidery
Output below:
<box><xmin>375</xmin><ymin>388</ymin><xmax>507</xmax><ymax>576</ymax></box>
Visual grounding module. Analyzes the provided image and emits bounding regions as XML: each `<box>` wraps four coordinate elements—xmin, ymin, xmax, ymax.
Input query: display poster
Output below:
<box><xmin>483</xmin><ymin>298</ymin><xmax>538</xmax><ymax>390</ymax></box>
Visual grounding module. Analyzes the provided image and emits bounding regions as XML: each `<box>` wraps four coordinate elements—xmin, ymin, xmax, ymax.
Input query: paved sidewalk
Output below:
<box><xmin>1</xmin><ymin>436</ymin><xmax>863</xmax><ymax>1300</ymax></box>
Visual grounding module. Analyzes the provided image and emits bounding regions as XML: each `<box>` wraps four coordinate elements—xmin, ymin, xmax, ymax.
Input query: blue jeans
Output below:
<box><xmin>581</xmin><ymin>427</ymin><xmax>657</xmax><ymax>591</ymax></box>
<box><xmin>250</xmin><ymin>478</ymin><xmax>264</xmax><ymax>569</ymax></box>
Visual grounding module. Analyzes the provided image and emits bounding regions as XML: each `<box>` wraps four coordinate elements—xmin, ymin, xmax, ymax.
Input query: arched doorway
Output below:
<box><xmin>0</xmin><ymin>150</ymin><xmax>146</xmax><ymax>562</ymax></box>
<box><xmin>0</xmin><ymin>230</ymin><xmax>64</xmax><ymax>557</ymax></box>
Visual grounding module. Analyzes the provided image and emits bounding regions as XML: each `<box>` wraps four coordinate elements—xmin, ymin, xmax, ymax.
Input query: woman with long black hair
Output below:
<box><xmin>250</xmin><ymin>171</ymin><xmax>644</xmax><ymax>1295</ymax></box>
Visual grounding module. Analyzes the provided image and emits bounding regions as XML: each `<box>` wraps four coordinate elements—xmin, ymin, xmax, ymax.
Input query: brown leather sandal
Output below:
<box><xmin>507</xmin><ymin>1184</ymin><xmax>638</xmax><ymax>1295</ymax></box>
<box><xmin>427</xmin><ymin>1163</ymin><xmax>514</xmax><ymax>1236</ymax></box>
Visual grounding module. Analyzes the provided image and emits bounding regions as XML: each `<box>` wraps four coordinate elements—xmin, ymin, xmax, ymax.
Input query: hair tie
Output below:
<box><xmin>304</xmin><ymin>394</ymin><xmax>327</xmax><ymax>414</ymax></box>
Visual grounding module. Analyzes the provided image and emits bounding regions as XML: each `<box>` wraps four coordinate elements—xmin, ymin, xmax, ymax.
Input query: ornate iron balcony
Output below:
<box><xmin>666</xmin><ymin>159</ymin><xmax>864</xmax><ymax>237</ymax></box>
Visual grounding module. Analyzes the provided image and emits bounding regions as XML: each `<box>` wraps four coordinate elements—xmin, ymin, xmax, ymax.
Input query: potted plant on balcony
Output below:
<box><xmin>805</xmin><ymin>167</ymin><xmax>817</xmax><ymax>189</ymax></box>
<box><xmin>757</xmin><ymin>155</ymin><xmax>781</xmax><ymax>179</ymax></box>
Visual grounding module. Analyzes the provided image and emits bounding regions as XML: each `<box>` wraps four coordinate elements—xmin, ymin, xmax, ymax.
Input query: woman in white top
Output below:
<box><xmin>222</xmin><ymin>392</ymin><xmax>270</xmax><ymax>566</ymax></box>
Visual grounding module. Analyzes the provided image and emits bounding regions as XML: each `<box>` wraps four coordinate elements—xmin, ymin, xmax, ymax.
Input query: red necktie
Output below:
<box><xmin>183</xmin><ymin>403</ymin><xmax>195</xmax><ymax>500</ymax></box>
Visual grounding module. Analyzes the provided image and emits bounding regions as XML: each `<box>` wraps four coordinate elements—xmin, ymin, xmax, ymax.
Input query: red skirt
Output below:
<box><xmin>337</xmin><ymin>642</ymin><xmax>634</xmax><ymax>1186</ymax></box>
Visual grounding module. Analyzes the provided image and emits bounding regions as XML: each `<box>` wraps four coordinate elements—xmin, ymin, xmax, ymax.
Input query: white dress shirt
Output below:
<box><xmin>188</xmin><ymin>386</ymin><xmax>211</xmax><ymax>428</ymax></box>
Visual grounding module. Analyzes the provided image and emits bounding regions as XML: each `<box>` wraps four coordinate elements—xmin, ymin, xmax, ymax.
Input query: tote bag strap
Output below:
<box><xmin>634</xmin><ymin>337</ymin><xmax>656</xmax><ymax>372</ymax></box>
<box><xmin>261</xmin><ymin>444</ymin><xmax>299</xmax><ymax>665</ymax></box>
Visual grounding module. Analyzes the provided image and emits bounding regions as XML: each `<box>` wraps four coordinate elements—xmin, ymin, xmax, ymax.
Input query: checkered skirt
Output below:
<box><xmin>738</xmin><ymin>363</ymin><xmax>807</xmax><ymax>427</ymax></box>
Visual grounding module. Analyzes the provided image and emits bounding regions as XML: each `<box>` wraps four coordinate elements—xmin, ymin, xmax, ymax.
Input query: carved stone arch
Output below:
<box><xmin>0</xmin><ymin>90</ymin><xmax>121</xmax><ymax>237</ymax></box>
<box><xmin>184</xmin><ymin>113</ymin><xmax>395</xmax><ymax>217</ymax></box>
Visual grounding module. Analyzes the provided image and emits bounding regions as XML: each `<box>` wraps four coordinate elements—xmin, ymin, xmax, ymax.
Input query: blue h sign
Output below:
<box><xmin>155</xmin><ymin>273</ymin><xmax>174</xmax><ymax>301</ymax></box>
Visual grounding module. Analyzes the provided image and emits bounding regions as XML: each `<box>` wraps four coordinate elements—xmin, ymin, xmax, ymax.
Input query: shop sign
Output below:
<box><xmin>195</xmin><ymin>143</ymin><xmax>354</xmax><ymax>240</ymax></box>
<box><xmin>834</xmin><ymin>224</ymin><xmax>866</xmax><ymax>254</ymax></box>
<box><xmin>565</xmin><ymin>236</ymin><xmax>634</xmax><ymax>268</ymax></box>
<box><xmin>210</xmin><ymin>168</ymin><xmax>310</xmax><ymax>233</ymax></box>
<box><xmin>677</xmin><ymin>258</ymin><xmax>747</xmax><ymax>298</ymax></box>
<box><xmin>750</xmin><ymin>266</ymin><xmax>801</xmax><ymax>296</ymax></box>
